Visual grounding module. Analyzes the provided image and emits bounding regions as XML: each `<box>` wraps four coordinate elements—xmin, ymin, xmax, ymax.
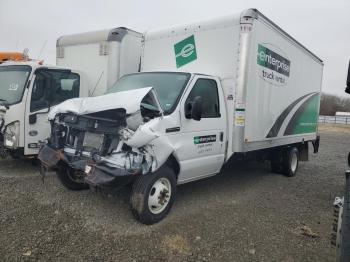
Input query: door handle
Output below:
<box><xmin>219</xmin><ymin>132</ymin><xmax>224</xmax><ymax>142</ymax></box>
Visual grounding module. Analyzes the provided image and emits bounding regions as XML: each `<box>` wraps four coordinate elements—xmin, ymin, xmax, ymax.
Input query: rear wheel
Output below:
<box><xmin>130</xmin><ymin>165</ymin><xmax>176</xmax><ymax>225</ymax></box>
<box><xmin>57</xmin><ymin>164</ymin><xmax>89</xmax><ymax>190</ymax></box>
<box><xmin>282</xmin><ymin>147</ymin><xmax>299</xmax><ymax>177</ymax></box>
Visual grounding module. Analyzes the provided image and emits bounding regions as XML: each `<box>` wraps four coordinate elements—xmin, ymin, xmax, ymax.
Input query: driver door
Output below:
<box><xmin>177</xmin><ymin>76</ymin><xmax>226</xmax><ymax>183</ymax></box>
<box><xmin>24</xmin><ymin>69</ymin><xmax>80</xmax><ymax>155</ymax></box>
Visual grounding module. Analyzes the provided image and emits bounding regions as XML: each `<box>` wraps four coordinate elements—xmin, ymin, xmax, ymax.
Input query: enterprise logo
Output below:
<box><xmin>176</xmin><ymin>44</ymin><xmax>195</xmax><ymax>58</ymax></box>
<box><xmin>174</xmin><ymin>35</ymin><xmax>197</xmax><ymax>68</ymax></box>
<box><xmin>257</xmin><ymin>44</ymin><xmax>291</xmax><ymax>77</ymax></box>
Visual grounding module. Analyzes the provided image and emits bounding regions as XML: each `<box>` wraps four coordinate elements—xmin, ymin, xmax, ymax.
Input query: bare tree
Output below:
<box><xmin>320</xmin><ymin>93</ymin><xmax>350</xmax><ymax>116</ymax></box>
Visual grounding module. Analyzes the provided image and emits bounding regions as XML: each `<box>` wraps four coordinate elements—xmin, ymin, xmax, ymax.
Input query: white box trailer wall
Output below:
<box><xmin>241</xmin><ymin>11</ymin><xmax>323</xmax><ymax>152</ymax></box>
<box><xmin>56</xmin><ymin>27</ymin><xmax>142</xmax><ymax>96</ymax></box>
<box><xmin>142</xmin><ymin>8</ymin><xmax>323</xmax><ymax>160</ymax></box>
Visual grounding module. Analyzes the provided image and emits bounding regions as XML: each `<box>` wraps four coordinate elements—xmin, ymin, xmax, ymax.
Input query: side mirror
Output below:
<box><xmin>345</xmin><ymin>60</ymin><xmax>350</xmax><ymax>94</ymax></box>
<box><xmin>185</xmin><ymin>96</ymin><xmax>202</xmax><ymax>121</ymax></box>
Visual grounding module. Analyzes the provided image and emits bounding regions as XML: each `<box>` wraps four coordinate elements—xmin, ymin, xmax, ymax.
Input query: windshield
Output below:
<box><xmin>0</xmin><ymin>65</ymin><xmax>31</xmax><ymax>105</ymax></box>
<box><xmin>106</xmin><ymin>72</ymin><xmax>191</xmax><ymax>114</ymax></box>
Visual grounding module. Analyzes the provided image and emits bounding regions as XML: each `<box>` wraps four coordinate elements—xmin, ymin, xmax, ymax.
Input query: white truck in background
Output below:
<box><xmin>0</xmin><ymin>27</ymin><xmax>142</xmax><ymax>158</ymax></box>
<box><xmin>39</xmin><ymin>9</ymin><xmax>323</xmax><ymax>224</ymax></box>
<box><xmin>56</xmin><ymin>27</ymin><xmax>142</xmax><ymax>97</ymax></box>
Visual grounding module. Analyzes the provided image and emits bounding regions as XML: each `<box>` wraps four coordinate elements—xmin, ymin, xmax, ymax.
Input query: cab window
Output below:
<box><xmin>30</xmin><ymin>70</ymin><xmax>80</xmax><ymax>112</ymax></box>
<box><xmin>186</xmin><ymin>78</ymin><xmax>220</xmax><ymax>118</ymax></box>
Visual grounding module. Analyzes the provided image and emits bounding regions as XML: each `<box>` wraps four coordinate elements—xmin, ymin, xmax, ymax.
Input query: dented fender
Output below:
<box><xmin>122</xmin><ymin>117</ymin><xmax>175</xmax><ymax>172</ymax></box>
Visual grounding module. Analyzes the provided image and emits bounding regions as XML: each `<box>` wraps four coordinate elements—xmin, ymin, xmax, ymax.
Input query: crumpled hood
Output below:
<box><xmin>48</xmin><ymin>87</ymin><xmax>153</xmax><ymax>120</ymax></box>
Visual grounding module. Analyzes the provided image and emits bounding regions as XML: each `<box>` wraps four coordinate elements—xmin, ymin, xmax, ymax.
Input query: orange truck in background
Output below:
<box><xmin>0</xmin><ymin>52</ymin><xmax>28</xmax><ymax>63</ymax></box>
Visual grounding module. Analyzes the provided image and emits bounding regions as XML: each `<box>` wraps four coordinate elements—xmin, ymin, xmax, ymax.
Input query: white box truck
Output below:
<box><xmin>0</xmin><ymin>27</ymin><xmax>142</xmax><ymax>158</ymax></box>
<box><xmin>39</xmin><ymin>9</ymin><xmax>323</xmax><ymax>224</ymax></box>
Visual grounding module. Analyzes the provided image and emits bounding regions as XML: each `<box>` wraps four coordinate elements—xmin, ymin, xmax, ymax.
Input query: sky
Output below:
<box><xmin>0</xmin><ymin>0</ymin><xmax>349</xmax><ymax>96</ymax></box>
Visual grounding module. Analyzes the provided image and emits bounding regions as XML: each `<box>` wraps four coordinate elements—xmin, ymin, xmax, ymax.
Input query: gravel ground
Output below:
<box><xmin>0</xmin><ymin>124</ymin><xmax>349</xmax><ymax>261</ymax></box>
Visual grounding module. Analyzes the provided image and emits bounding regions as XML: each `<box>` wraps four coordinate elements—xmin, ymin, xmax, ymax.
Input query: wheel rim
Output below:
<box><xmin>148</xmin><ymin>177</ymin><xmax>172</xmax><ymax>214</ymax></box>
<box><xmin>291</xmin><ymin>151</ymin><xmax>298</xmax><ymax>173</ymax></box>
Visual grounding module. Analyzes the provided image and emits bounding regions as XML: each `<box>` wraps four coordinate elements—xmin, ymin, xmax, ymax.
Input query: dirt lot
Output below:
<box><xmin>0</xmin><ymin>124</ymin><xmax>349</xmax><ymax>261</ymax></box>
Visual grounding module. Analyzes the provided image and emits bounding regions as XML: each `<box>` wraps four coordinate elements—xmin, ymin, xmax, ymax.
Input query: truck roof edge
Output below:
<box><xmin>242</xmin><ymin>8</ymin><xmax>323</xmax><ymax>64</ymax></box>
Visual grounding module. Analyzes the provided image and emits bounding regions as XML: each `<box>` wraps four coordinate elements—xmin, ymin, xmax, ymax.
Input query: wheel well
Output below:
<box><xmin>165</xmin><ymin>154</ymin><xmax>180</xmax><ymax>179</ymax></box>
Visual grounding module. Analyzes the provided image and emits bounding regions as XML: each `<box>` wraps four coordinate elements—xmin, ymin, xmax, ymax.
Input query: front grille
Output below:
<box><xmin>54</xmin><ymin>113</ymin><xmax>123</xmax><ymax>158</ymax></box>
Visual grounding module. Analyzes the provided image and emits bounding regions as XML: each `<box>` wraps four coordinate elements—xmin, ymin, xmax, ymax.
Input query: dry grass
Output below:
<box><xmin>318</xmin><ymin>123</ymin><xmax>350</xmax><ymax>134</ymax></box>
<box><xmin>162</xmin><ymin>234</ymin><xmax>191</xmax><ymax>255</ymax></box>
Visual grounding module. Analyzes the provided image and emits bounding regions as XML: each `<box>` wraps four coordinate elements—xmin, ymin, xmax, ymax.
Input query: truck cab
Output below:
<box><xmin>40</xmin><ymin>71</ymin><xmax>227</xmax><ymax>179</ymax></box>
<box><xmin>0</xmin><ymin>27</ymin><xmax>142</xmax><ymax>159</ymax></box>
<box><xmin>0</xmin><ymin>61</ymin><xmax>85</xmax><ymax>158</ymax></box>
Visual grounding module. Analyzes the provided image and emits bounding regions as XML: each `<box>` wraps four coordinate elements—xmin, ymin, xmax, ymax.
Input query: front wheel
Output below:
<box><xmin>130</xmin><ymin>165</ymin><xmax>176</xmax><ymax>225</ymax></box>
<box><xmin>57</xmin><ymin>163</ymin><xmax>89</xmax><ymax>191</ymax></box>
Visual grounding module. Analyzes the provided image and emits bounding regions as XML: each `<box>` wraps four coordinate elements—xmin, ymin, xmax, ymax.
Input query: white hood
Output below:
<box><xmin>48</xmin><ymin>87</ymin><xmax>153</xmax><ymax>120</ymax></box>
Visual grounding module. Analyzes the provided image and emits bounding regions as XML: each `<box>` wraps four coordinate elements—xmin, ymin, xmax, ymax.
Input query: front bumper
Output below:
<box><xmin>40</xmin><ymin>111</ymin><xmax>161</xmax><ymax>188</ymax></box>
<box><xmin>85</xmin><ymin>164</ymin><xmax>134</xmax><ymax>187</ymax></box>
<box><xmin>38</xmin><ymin>143</ymin><xmax>137</xmax><ymax>188</ymax></box>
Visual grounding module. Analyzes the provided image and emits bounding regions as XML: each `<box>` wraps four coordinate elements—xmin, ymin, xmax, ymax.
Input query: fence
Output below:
<box><xmin>318</xmin><ymin>115</ymin><xmax>350</xmax><ymax>125</ymax></box>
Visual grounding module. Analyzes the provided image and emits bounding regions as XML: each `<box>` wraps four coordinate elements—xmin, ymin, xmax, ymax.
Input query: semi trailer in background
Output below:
<box><xmin>39</xmin><ymin>9</ymin><xmax>323</xmax><ymax>224</ymax></box>
<box><xmin>0</xmin><ymin>27</ymin><xmax>142</xmax><ymax>158</ymax></box>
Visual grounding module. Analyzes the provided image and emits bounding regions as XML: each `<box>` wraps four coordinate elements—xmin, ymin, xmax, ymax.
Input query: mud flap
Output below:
<box><xmin>299</xmin><ymin>143</ymin><xmax>309</xmax><ymax>161</ymax></box>
<box><xmin>312</xmin><ymin>135</ymin><xmax>320</xmax><ymax>153</ymax></box>
<box><xmin>38</xmin><ymin>145</ymin><xmax>61</xmax><ymax>169</ymax></box>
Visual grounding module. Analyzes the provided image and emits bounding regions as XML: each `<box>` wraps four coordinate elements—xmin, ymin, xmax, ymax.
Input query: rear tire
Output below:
<box><xmin>130</xmin><ymin>165</ymin><xmax>176</xmax><ymax>225</ymax></box>
<box><xmin>57</xmin><ymin>164</ymin><xmax>89</xmax><ymax>191</ymax></box>
<box><xmin>281</xmin><ymin>147</ymin><xmax>299</xmax><ymax>177</ymax></box>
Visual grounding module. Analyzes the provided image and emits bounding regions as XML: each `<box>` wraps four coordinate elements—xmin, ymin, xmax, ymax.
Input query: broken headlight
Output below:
<box><xmin>4</xmin><ymin>121</ymin><xmax>19</xmax><ymax>149</ymax></box>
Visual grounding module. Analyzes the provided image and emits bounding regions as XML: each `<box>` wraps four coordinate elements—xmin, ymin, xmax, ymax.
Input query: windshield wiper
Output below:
<box><xmin>0</xmin><ymin>99</ymin><xmax>7</xmax><ymax>102</ymax></box>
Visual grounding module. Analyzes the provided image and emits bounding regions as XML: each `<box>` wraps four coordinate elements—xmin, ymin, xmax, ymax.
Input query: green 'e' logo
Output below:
<box><xmin>174</xmin><ymin>35</ymin><xmax>197</xmax><ymax>68</ymax></box>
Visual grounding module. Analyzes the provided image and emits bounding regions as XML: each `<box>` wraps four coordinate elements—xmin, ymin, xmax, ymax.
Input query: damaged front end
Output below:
<box><xmin>0</xmin><ymin>105</ymin><xmax>7</xmax><ymax>158</ymax></box>
<box><xmin>39</xmin><ymin>87</ymin><xmax>174</xmax><ymax>188</ymax></box>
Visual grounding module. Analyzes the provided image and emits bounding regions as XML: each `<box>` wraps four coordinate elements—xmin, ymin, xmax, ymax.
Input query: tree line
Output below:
<box><xmin>320</xmin><ymin>93</ymin><xmax>350</xmax><ymax>116</ymax></box>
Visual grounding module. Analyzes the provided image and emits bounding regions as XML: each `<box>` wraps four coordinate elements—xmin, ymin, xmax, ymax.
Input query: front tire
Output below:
<box><xmin>130</xmin><ymin>165</ymin><xmax>176</xmax><ymax>225</ymax></box>
<box><xmin>57</xmin><ymin>164</ymin><xmax>89</xmax><ymax>191</ymax></box>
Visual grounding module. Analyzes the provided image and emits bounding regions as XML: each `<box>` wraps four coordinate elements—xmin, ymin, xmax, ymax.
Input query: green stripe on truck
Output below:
<box><xmin>284</xmin><ymin>93</ymin><xmax>320</xmax><ymax>135</ymax></box>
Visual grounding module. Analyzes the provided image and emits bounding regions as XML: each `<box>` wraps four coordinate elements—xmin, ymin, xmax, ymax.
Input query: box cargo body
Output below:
<box><xmin>142</xmin><ymin>9</ymin><xmax>323</xmax><ymax>160</ymax></box>
<box><xmin>57</xmin><ymin>27</ymin><xmax>142</xmax><ymax>96</ymax></box>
